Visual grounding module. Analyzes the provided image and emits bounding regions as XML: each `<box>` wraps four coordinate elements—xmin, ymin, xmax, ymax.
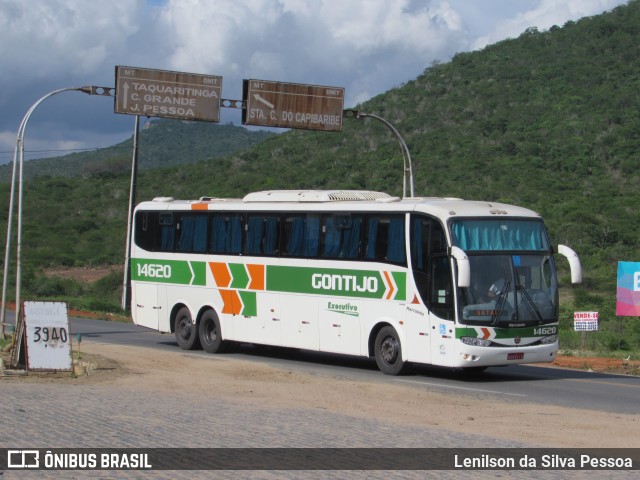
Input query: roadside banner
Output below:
<box><xmin>616</xmin><ymin>261</ymin><xmax>640</xmax><ymax>317</ymax></box>
<box><xmin>574</xmin><ymin>311</ymin><xmax>598</xmax><ymax>331</ymax></box>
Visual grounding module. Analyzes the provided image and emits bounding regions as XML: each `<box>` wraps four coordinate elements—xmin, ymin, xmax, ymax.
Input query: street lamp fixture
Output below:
<box><xmin>343</xmin><ymin>109</ymin><xmax>414</xmax><ymax>198</ymax></box>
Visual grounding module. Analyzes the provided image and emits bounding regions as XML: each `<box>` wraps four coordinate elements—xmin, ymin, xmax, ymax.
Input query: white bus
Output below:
<box><xmin>130</xmin><ymin>190</ymin><xmax>582</xmax><ymax>374</ymax></box>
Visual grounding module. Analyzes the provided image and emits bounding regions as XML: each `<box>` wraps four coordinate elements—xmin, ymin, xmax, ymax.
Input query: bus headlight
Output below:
<box><xmin>539</xmin><ymin>334</ymin><xmax>558</xmax><ymax>345</ymax></box>
<box><xmin>460</xmin><ymin>336</ymin><xmax>492</xmax><ymax>347</ymax></box>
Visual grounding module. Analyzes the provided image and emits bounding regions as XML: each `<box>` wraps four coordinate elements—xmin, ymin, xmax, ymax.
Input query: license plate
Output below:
<box><xmin>508</xmin><ymin>353</ymin><xmax>524</xmax><ymax>360</ymax></box>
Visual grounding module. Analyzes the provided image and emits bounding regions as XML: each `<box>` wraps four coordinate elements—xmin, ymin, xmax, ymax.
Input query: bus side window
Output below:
<box><xmin>321</xmin><ymin>214</ymin><xmax>362</xmax><ymax>259</ymax></box>
<box><xmin>283</xmin><ymin>214</ymin><xmax>319</xmax><ymax>257</ymax></box>
<box><xmin>176</xmin><ymin>213</ymin><xmax>208</xmax><ymax>253</ymax></box>
<box><xmin>263</xmin><ymin>217</ymin><xmax>279</xmax><ymax>255</ymax></box>
<box><xmin>364</xmin><ymin>215</ymin><xmax>406</xmax><ymax>265</ymax></box>
<box><xmin>159</xmin><ymin>213</ymin><xmax>175</xmax><ymax>252</ymax></box>
<box><xmin>245</xmin><ymin>216</ymin><xmax>264</xmax><ymax>255</ymax></box>
<box><xmin>387</xmin><ymin>217</ymin><xmax>405</xmax><ymax>263</ymax></box>
<box><xmin>245</xmin><ymin>215</ymin><xmax>280</xmax><ymax>256</ymax></box>
<box><xmin>134</xmin><ymin>211</ymin><xmax>156</xmax><ymax>251</ymax></box>
<box><xmin>210</xmin><ymin>214</ymin><xmax>242</xmax><ymax>254</ymax></box>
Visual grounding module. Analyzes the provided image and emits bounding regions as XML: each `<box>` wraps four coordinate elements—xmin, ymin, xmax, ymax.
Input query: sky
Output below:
<box><xmin>0</xmin><ymin>0</ymin><xmax>629</xmax><ymax>163</ymax></box>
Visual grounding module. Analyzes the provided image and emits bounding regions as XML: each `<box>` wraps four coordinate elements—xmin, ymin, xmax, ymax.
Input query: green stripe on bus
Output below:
<box><xmin>391</xmin><ymin>271</ymin><xmax>406</xmax><ymax>301</ymax></box>
<box><xmin>229</xmin><ymin>263</ymin><xmax>249</xmax><ymax>289</ymax></box>
<box><xmin>239</xmin><ymin>291</ymin><xmax>257</xmax><ymax>317</ymax></box>
<box><xmin>266</xmin><ymin>265</ymin><xmax>406</xmax><ymax>301</ymax></box>
<box><xmin>456</xmin><ymin>325</ymin><xmax>558</xmax><ymax>339</ymax></box>
<box><xmin>131</xmin><ymin>259</ymin><xmax>206</xmax><ymax>286</ymax></box>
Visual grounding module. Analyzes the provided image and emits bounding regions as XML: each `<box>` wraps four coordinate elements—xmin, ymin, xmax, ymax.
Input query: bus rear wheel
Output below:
<box><xmin>199</xmin><ymin>310</ymin><xmax>227</xmax><ymax>354</ymax></box>
<box><xmin>174</xmin><ymin>307</ymin><xmax>199</xmax><ymax>350</ymax></box>
<box><xmin>374</xmin><ymin>326</ymin><xmax>406</xmax><ymax>375</ymax></box>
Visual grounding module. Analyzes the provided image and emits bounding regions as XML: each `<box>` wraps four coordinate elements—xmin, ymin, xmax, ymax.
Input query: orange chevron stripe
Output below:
<box><xmin>219</xmin><ymin>290</ymin><xmax>242</xmax><ymax>315</ymax></box>
<box><xmin>480</xmin><ymin>327</ymin><xmax>491</xmax><ymax>340</ymax></box>
<box><xmin>209</xmin><ymin>262</ymin><xmax>231</xmax><ymax>288</ymax></box>
<box><xmin>246</xmin><ymin>264</ymin><xmax>265</xmax><ymax>290</ymax></box>
<box><xmin>383</xmin><ymin>271</ymin><xmax>395</xmax><ymax>300</ymax></box>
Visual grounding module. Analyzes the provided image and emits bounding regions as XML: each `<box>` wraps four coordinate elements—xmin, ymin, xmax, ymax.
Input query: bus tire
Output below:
<box><xmin>174</xmin><ymin>307</ymin><xmax>199</xmax><ymax>350</ymax></box>
<box><xmin>199</xmin><ymin>310</ymin><xmax>226</xmax><ymax>354</ymax></box>
<box><xmin>374</xmin><ymin>326</ymin><xmax>406</xmax><ymax>375</ymax></box>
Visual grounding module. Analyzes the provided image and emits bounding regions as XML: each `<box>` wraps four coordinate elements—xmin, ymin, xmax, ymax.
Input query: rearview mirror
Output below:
<box><xmin>451</xmin><ymin>246</ymin><xmax>470</xmax><ymax>288</ymax></box>
<box><xmin>557</xmin><ymin>244</ymin><xmax>582</xmax><ymax>284</ymax></box>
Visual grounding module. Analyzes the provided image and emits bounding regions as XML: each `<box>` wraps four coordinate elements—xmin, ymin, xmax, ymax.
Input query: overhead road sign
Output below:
<box><xmin>243</xmin><ymin>79</ymin><xmax>344</xmax><ymax>131</ymax></box>
<box><xmin>115</xmin><ymin>66</ymin><xmax>222</xmax><ymax>122</ymax></box>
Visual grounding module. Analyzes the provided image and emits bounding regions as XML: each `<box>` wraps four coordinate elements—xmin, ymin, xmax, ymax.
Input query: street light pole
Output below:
<box><xmin>343</xmin><ymin>110</ymin><xmax>414</xmax><ymax>198</ymax></box>
<box><xmin>121</xmin><ymin>115</ymin><xmax>140</xmax><ymax>310</ymax></box>
<box><xmin>1</xmin><ymin>86</ymin><xmax>113</xmax><ymax>338</ymax></box>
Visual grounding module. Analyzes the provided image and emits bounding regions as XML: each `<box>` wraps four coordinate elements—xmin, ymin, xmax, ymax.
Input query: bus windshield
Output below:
<box><xmin>450</xmin><ymin>219</ymin><xmax>558</xmax><ymax>326</ymax></box>
<box><xmin>450</xmin><ymin>218</ymin><xmax>550</xmax><ymax>251</ymax></box>
<box><xmin>457</xmin><ymin>254</ymin><xmax>558</xmax><ymax>326</ymax></box>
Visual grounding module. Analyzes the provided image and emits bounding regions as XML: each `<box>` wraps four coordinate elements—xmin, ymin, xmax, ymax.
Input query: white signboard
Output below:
<box><xmin>24</xmin><ymin>302</ymin><xmax>72</xmax><ymax>371</ymax></box>
<box><xmin>573</xmin><ymin>311</ymin><xmax>599</xmax><ymax>332</ymax></box>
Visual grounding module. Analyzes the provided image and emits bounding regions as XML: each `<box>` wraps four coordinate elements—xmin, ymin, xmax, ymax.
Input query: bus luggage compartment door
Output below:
<box><xmin>133</xmin><ymin>283</ymin><xmax>166</xmax><ymax>331</ymax></box>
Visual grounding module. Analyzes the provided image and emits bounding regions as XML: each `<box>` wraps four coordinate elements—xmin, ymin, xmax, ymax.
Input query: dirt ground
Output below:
<box><xmin>2</xmin><ymin>341</ymin><xmax>639</xmax><ymax>449</ymax></box>
<box><xmin>547</xmin><ymin>355</ymin><xmax>640</xmax><ymax>375</ymax></box>
<box><xmin>44</xmin><ymin>266</ymin><xmax>120</xmax><ymax>283</ymax></box>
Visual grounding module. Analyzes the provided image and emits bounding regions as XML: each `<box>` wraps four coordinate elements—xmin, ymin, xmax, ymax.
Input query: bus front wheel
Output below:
<box><xmin>374</xmin><ymin>326</ymin><xmax>406</xmax><ymax>375</ymax></box>
<box><xmin>174</xmin><ymin>307</ymin><xmax>199</xmax><ymax>350</ymax></box>
<box><xmin>199</xmin><ymin>310</ymin><xmax>227</xmax><ymax>354</ymax></box>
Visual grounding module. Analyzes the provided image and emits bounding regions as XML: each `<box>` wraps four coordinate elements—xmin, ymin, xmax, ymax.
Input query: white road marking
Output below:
<box><xmin>396</xmin><ymin>379</ymin><xmax>528</xmax><ymax>397</ymax></box>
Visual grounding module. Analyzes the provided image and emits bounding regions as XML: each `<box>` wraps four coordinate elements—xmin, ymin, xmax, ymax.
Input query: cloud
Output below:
<box><xmin>0</xmin><ymin>0</ymin><xmax>141</xmax><ymax>81</ymax></box>
<box><xmin>0</xmin><ymin>0</ymin><xmax>629</xmax><ymax>161</ymax></box>
<box><xmin>152</xmin><ymin>0</ymin><xmax>468</xmax><ymax>105</ymax></box>
<box><xmin>473</xmin><ymin>0</ymin><xmax>626</xmax><ymax>49</ymax></box>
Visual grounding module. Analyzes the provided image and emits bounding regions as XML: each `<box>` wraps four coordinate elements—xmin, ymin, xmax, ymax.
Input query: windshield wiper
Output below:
<box><xmin>490</xmin><ymin>280</ymin><xmax>510</xmax><ymax>326</ymax></box>
<box><xmin>517</xmin><ymin>284</ymin><xmax>544</xmax><ymax>324</ymax></box>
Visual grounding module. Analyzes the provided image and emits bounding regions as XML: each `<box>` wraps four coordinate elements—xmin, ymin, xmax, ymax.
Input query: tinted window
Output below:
<box><xmin>364</xmin><ymin>214</ymin><xmax>406</xmax><ymax>265</ymax></box>
<box><xmin>321</xmin><ymin>214</ymin><xmax>362</xmax><ymax>259</ymax></box>
<box><xmin>209</xmin><ymin>214</ymin><xmax>242</xmax><ymax>254</ymax></box>
<box><xmin>245</xmin><ymin>215</ymin><xmax>280</xmax><ymax>255</ymax></box>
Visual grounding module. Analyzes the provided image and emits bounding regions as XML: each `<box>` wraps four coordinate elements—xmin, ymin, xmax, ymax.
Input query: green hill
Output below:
<box><xmin>2</xmin><ymin>0</ymin><xmax>639</xmax><ymax>352</ymax></box>
<box><xmin>0</xmin><ymin>119</ymin><xmax>276</xmax><ymax>182</ymax></box>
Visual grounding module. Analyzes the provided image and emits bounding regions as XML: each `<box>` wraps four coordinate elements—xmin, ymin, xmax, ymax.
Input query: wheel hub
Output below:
<box><xmin>381</xmin><ymin>336</ymin><xmax>399</xmax><ymax>364</ymax></box>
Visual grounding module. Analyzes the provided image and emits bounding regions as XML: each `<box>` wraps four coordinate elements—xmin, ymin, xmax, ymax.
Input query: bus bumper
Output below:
<box><xmin>454</xmin><ymin>342</ymin><xmax>558</xmax><ymax>368</ymax></box>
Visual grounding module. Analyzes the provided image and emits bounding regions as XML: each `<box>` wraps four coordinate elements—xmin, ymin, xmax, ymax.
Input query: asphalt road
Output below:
<box><xmin>66</xmin><ymin>316</ymin><xmax>640</xmax><ymax>415</ymax></box>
